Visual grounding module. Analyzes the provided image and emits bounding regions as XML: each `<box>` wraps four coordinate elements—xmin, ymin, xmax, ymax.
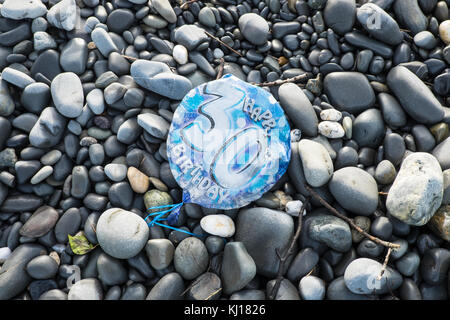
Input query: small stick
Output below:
<box><xmin>204</xmin><ymin>288</ymin><xmax>222</xmax><ymax>300</ymax></box>
<box><xmin>216</xmin><ymin>57</ymin><xmax>225</xmax><ymax>79</ymax></box>
<box><xmin>121</xmin><ymin>54</ymin><xmax>138</xmax><ymax>62</ymax></box>
<box><xmin>180</xmin><ymin>0</ymin><xmax>198</xmax><ymax>9</ymax></box>
<box><xmin>204</xmin><ymin>31</ymin><xmax>244</xmax><ymax>57</ymax></box>
<box><xmin>251</xmin><ymin>73</ymin><xmax>313</xmax><ymax>87</ymax></box>
<box><xmin>269</xmin><ymin>198</ymin><xmax>310</xmax><ymax>300</ymax></box>
<box><xmin>305</xmin><ymin>185</ymin><xmax>400</xmax><ymax>249</ymax></box>
<box><xmin>379</xmin><ymin>191</ymin><xmax>388</xmax><ymax>196</ymax></box>
<box><xmin>377</xmin><ymin>247</ymin><xmax>393</xmax><ymax>280</ymax></box>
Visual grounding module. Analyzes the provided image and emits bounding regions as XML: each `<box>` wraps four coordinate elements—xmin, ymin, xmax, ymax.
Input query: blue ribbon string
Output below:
<box><xmin>146</xmin><ymin>202</ymin><xmax>205</xmax><ymax>238</ymax></box>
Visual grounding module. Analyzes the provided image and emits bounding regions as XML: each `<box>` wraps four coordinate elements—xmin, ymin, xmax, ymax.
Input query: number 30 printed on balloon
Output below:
<box><xmin>167</xmin><ymin>74</ymin><xmax>291</xmax><ymax>209</ymax></box>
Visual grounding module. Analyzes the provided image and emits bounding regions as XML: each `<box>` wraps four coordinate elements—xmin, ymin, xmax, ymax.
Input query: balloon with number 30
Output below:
<box><xmin>166</xmin><ymin>74</ymin><xmax>291</xmax><ymax>217</ymax></box>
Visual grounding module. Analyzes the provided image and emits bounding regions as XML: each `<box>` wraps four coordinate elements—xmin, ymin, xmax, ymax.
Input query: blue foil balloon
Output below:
<box><xmin>166</xmin><ymin>74</ymin><xmax>291</xmax><ymax>210</ymax></box>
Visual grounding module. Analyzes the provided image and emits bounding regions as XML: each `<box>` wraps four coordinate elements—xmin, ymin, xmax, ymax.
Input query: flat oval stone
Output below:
<box><xmin>96</xmin><ymin>208</ymin><xmax>149</xmax><ymax>259</ymax></box>
<box><xmin>1</xmin><ymin>0</ymin><xmax>47</xmax><ymax>20</ymax></box>
<box><xmin>329</xmin><ymin>166</ymin><xmax>379</xmax><ymax>216</ymax></box>
<box><xmin>200</xmin><ymin>214</ymin><xmax>235</xmax><ymax>238</ymax></box>
<box><xmin>386</xmin><ymin>152</ymin><xmax>444</xmax><ymax>226</ymax></box>
<box><xmin>356</xmin><ymin>3</ymin><xmax>403</xmax><ymax>45</ymax></box>
<box><xmin>394</xmin><ymin>0</ymin><xmax>428</xmax><ymax>35</ymax></box>
<box><xmin>352</xmin><ymin>108</ymin><xmax>385</xmax><ymax>148</ymax></box>
<box><xmin>318</xmin><ymin>121</ymin><xmax>345</xmax><ymax>138</ymax></box>
<box><xmin>307</xmin><ymin>213</ymin><xmax>352</xmax><ymax>252</ymax></box>
<box><xmin>238</xmin><ymin>13</ymin><xmax>269</xmax><ymax>46</ymax></box>
<box><xmin>68</xmin><ymin>278</ymin><xmax>103</xmax><ymax>300</ymax></box>
<box><xmin>174</xmin><ymin>237</ymin><xmax>209</xmax><ymax>280</ymax></box>
<box><xmin>297</xmin><ymin>139</ymin><xmax>334</xmax><ymax>187</ymax></box>
<box><xmin>20</xmin><ymin>206</ymin><xmax>59</xmax><ymax>238</ymax></box>
<box><xmin>344</xmin><ymin>258</ymin><xmax>403</xmax><ymax>294</ymax></box>
<box><xmin>387</xmin><ymin>66</ymin><xmax>444</xmax><ymax>124</ymax></box>
<box><xmin>278</xmin><ymin>82</ymin><xmax>318</xmax><ymax>137</ymax></box>
<box><xmin>51</xmin><ymin>72</ymin><xmax>83</xmax><ymax>118</ymax></box>
<box><xmin>323</xmin><ymin>72</ymin><xmax>375</xmax><ymax>114</ymax></box>
<box><xmin>324</xmin><ymin>0</ymin><xmax>356</xmax><ymax>35</ymax></box>
<box><xmin>60</xmin><ymin>38</ymin><xmax>87</xmax><ymax>75</ymax></box>
<box><xmin>145</xmin><ymin>239</ymin><xmax>174</xmax><ymax>270</ymax></box>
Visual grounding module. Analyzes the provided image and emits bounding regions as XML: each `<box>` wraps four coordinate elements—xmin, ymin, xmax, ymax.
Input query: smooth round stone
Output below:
<box><xmin>439</xmin><ymin>20</ymin><xmax>450</xmax><ymax>44</ymax></box>
<box><xmin>86</xmin><ymin>88</ymin><xmax>104</xmax><ymax>115</ymax></box>
<box><xmin>21</xmin><ymin>82</ymin><xmax>50</xmax><ymax>114</ymax></box>
<box><xmin>297</xmin><ymin>139</ymin><xmax>333</xmax><ymax>187</ymax></box>
<box><xmin>68</xmin><ymin>278</ymin><xmax>103</xmax><ymax>300</ymax></box>
<box><xmin>356</xmin><ymin>3</ymin><xmax>403</xmax><ymax>45</ymax></box>
<box><xmin>104</xmin><ymin>163</ymin><xmax>127</xmax><ymax>182</ymax></box>
<box><xmin>323</xmin><ymin>72</ymin><xmax>375</xmax><ymax>114</ymax></box>
<box><xmin>286</xmin><ymin>248</ymin><xmax>319</xmax><ymax>282</ymax></box>
<box><xmin>412</xmin><ymin>125</ymin><xmax>436</xmax><ymax>152</ymax></box>
<box><xmin>127</xmin><ymin>167</ymin><xmax>149</xmax><ymax>194</ymax></box>
<box><xmin>352</xmin><ymin>108</ymin><xmax>385</xmax><ymax>148</ymax></box>
<box><xmin>285</xmin><ymin>200</ymin><xmax>304</xmax><ymax>216</ymax></box>
<box><xmin>96</xmin><ymin>208</ymin><xmax>149</xmax><ymax>259</ymax></box>
<box><xmin>116</xmin><ymin>117</ymin><xmax>140</xmax><ymax>143</ymax></box>
<box><xmin>307</xmin><ymin>213</ymin><xmax>352</xmax><ymax>252</ymax></box>
<box><xmin>40</xmin><ymin>150</ymin><xmax>61</xmax><ymax>166</ymax></box>
<box><xmin>344</xmin><ymin>258</ymin><xmax>403</xmax><ymax>294</ymax></box>
<box><xmin>121</xmin><ymin>284</ymin><xmax>147</xmax><ymax>300</ymax></box>
<box><xmin>106</xmin><ymin>9</ymin><xmax>134</xmax><ymax>33</ymax></box>
<box><xmin>51</xmin><ymin>72</ymin><xmax>83</xmax><ymax>118</ymax></box>
<box><xmin>152</xmin><ymin>0</ymin><xmax>177</xmax><ymax>23</ymax></box>
<box><xmin>235</xmin><ymin>207</ymin><xmax>293</xmax><ymax>278</ymax></box>
<box><xmin>428</xmin><ymin>205</ymin><xmax>450</xmax><ymax>241</ymax></box>
<box><xmin>173</xmin><ymin>25</ymin><xmax>209</xmax><ymax>51</ymax></box>
<box><xmin>54</xmin><ymin>208</ymin><xmax>81</xmax><ymax>243</ymax></box>
<box><xmin>323</xmin><ymin>0</ymin><xmax>356</xmax><ymax>35</ymax></box>
<box><xmin>1</xmin><ymin>67</ymin><xmax>35</xmax><ymax>89</ymax></box>
<box><xmin>432</xmin><ymin>137</ymin><xmax>450</xmax><ymax>170</ymax></box>
<box><xmin>386</xmin><ymin>152</ymin><xmax>444</xmax><ymax>226</ymax></box>
<box><xmin>145</xmin><ymin>239</ymin><xmax>174</xmax><ymax>270</ymax></box>
<box><xmin>47</xmin><ymin>0</ymin><xmax>78</xmax><ymax>31</ymax></box>
<box><xmin>335</xmin><ymin>146</ymin><xmax>358</xmax><ymax>169</ymax></box>
<box><xmin>174</xmin><ymin>237</ymin><xmax>209</xmax><ymax>280</ymax></box>
<box><xmin>318</xmin><ymin>121</ymin><xmax>345</xmax><ymax>138</ymax></box>
<box><xmin>60</xmin><ymin>38</ymin><xmax>87</xmax><ymax>75</ymax></box>
<box><xmin>387</xmin><ymin>66</ymin><xmax>444</xmax><ymax>124</ymax></box>
<box><xmin>329</xmin><ymin>167</ymin><xmax>379</xmax><ymax>216</ymax></box>
<box><xmin>420</xmin><ymin>248</ymin><xmax>450</xmax><ymax>285</ymax></box>
<box><xmin>39</xmin><ymin>289</ymin><xmax>68</xmax><ymax>300</ymax></box>
<box><xmin>375</xmin><ymin>160</ymin><xmax>396</xmax><ymax>184</ymax></box>
<box><xmin>238</xmin><ymin>13</ymin><xmax>269</xmax><ymax>46</ymax></box>
<box><xmin>200</xmin><ymin>214</ymin><xmax>235</xmax><ymax>238</ymax></box>
<box><xmin>396</xmin><ymin>252</ymin><xmax>420</xmax><ymax>277</ymax></box>
<box><xmin>298</xmin><ymin>275</ymin><xmax>326</xmax><ymax>300</ymax></box>
<box><xmin>221</xmin><ymin>242</ymin><xmax>256</xmax><ymax>295</ymax></box>
<box><xmin>414</xmin><ymin>31</ymin><xmax>438</xmax><ymax>49</ymax></box>
<box><xmin>378</xmin><ymin>93</ymin><xmax>407</xmax><ymax>128</ymax></box>
<box><xmin>30</xmin><ymin>166</ymin><xmax>53</xmax><ymax>184</ymax></box>
<box><xmin>146</xmin><ymin>273</ymin><xmax>185</xmax><ymax>300</ymax></box>
<box><xmin>320</xmin><ymin>109</ymin><xmax>342</xmax><ymax>121</ymax></box>
<box><xmin>400</xmin><ymin>279</ymin><xmax>422</xmax><ymax>300</ymax></box>
<box><xmin>394</xmin><ymin>0</ymin><xmax>427</xmax><ymax>35</ymax></box>
<box><xmin>19</xmin><ymin>206</ymin><xmax>58</xmax><ymax>238</ymax></box>
<box><xmin>97</xmin><ymin>253</ymin><xmax>127</xmax><ymax>286</ymax></box>
<box><xmin>91</xmin><ymin>27</ymin><xmax>118</xmax><ymax>57</ymax></box>
<box><xmin>12</xmin><ymin>113</ymin><xmax>38</xmax><ymax>132</ymax></box>
<box><xmin>327</xmin><ymin>276</ymin><xmax>375</xmax><ymax>300</ymax></box>
<box><xmin>26</xmin><ymin>255</ymin><xmax>58</xmax><ymax>279</ymax></box>
<box><xmin>198</xmin><ymin>7</ymin><xmax>216</xmax><ymax>27</ymax></box>
<box><xmin>104</xmin><ymin>82</ymin><xmax>127</xmax><ymax>105</ymax></box>
<box><xmin>172</xmin><ymin>45</ymin><xmax>188</xmax><ymax>65</ymax></box>
<box><xmin>278</xmin><ymin>83</ymin><xmax>318</xmax><ymax>137</ymax></box>
<box><xmin>137</xmin><ymin>113</ymin><xmax>170</xmax><ymax>139</ymax></box>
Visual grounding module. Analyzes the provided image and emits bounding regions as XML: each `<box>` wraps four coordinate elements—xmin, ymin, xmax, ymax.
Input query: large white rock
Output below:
<box><xmin>297</xmin><ymin>139</ymin><xmax>334</xmax><ymax>187</ymax></box>
<box><xmin>1</xmin><ymin>0</ymin><xmax>47</xmax><ymax>20</ymax></box>
<box><xmin>200</xmin><ymin>214</ymin><xmax>235</xmax><ymax>238</ymax></box>
<box><xmin>47</xmin><ymin>0</ymin><xmax>78</xmax><ymax>31</ymax></box>
<box><xmin>386</xmin><ymin>152</ymin><xmax>444</xmax><ymax>226</ymax></box>
<box><xmin>96</xmin><ymin>208</ymin><xmax>149</xmax><ymax>259</ymax></box>
<box><xmin>51</xmin><ymin>72</ymin><xmax>83</xmax><ymax>118</ymax></box>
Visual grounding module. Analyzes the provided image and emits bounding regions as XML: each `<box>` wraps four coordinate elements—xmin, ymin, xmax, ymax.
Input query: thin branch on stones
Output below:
<box><xmin>251</xmin><ymin>73</ymin><xmax>313</xmax><ymax>87</ymax></box>
<box><xmin>204</xmin><ymin>31</ymin><xmax>244</xmax><ymax>57</ymax></box>
<box><xmin>216</xmin><ymin>57</ymin><xmax>225</xmax><ymax>80</ymax></box>
<box><xmin>268</xmin><ymin>197</ymin><xmax>310</xmax><ymax>300</ymax></box>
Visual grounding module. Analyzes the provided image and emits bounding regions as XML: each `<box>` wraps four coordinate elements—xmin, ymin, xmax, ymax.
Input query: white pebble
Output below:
<box><xmin>200</xmin><ymin>214</ymin><xmax>235</xmax><ymax>238</ymax></box>
<box><xmin>318</xmin><ymin>121</ymin><xmax>345</xmax><ymax>138</ymax></box>
<box><xmin>285</xmin><ymin>200</ymin><xmax>305</xmax><ymax>216</ymax></box>
<box><xmin>0</xmin><ymin>247</ymin><xmax>12</xmax><ymax>262</ymax></box>
<box><xmin>172</xmin><ymin>44</ymin><xmax>188</xmax><ymax>65</ymax></box>
<box><xmin>320</xmin><ymin>109</ymin><xmax>342</xmax><ymax>121</ymax></box>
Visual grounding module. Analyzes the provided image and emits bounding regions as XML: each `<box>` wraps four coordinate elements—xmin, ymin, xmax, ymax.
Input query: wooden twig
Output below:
<box><xmin>377</xmin><ymin>247</ymin><xmax>392</xmax><ymax>280</ymax></box>
<box><xmin>268</xmin><ymin>198</ymin><xmax>310</xmax><ymax>300</ymax></box>
<box><xmin>305</xmin><ymin>185</ymin><xmax>400</xmax><ymax>249</ymax></box>
<box><xmin>216</xmin><ymin>58</ymin><xmax>225</xmax><ymax>80</ymax></box>
<box><xmin>180</xmin><ymin>0</ymin><xmax>198</xmax><ymax>9</ymax></box>
<box><xmin>204</xmin><ymin>31</ymin><xmax>243</xmax><ymax>57</ymax></box>
<box><xmin>251</xmin><ymin>73</ymin><xmax>313</xmax><ymax>87</ymax></box>
<box><xmin>379</xmin><ymin>191</ymin><xmax>388</xmax><ymax>196</ymax></box>
<box><xmin>204</xmin><ymin>288</ymin><xmax>222</xmax><ymax>300</ymax></box>
<box><xmin>121</xmin><ymin>55</ymin><xmax>138</xmax><ymax>62</ymax></box>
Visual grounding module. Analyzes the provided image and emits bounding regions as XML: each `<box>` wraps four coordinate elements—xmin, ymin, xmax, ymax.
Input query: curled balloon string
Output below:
<box><xmin>145</xmin><ymin>202</ymin><xmax>205</xmax><ymax>238</ymax></box>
